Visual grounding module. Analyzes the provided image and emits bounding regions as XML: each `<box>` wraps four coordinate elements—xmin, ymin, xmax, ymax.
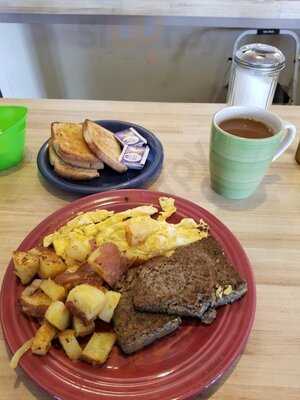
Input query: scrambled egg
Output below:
<box><xmin>43</xmin><ymin>197</ymin><xmax>208</xmax><ymax>264</ymax></box>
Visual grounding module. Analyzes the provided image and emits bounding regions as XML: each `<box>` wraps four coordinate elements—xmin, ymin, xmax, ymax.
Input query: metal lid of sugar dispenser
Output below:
<box><xmin>235</xmin><ymin>43</ymin><xmax>285</xmax><ymax>72</ymax></box>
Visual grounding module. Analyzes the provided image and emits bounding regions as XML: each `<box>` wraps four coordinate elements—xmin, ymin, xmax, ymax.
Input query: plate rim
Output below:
<box><xmin>0</xmin><ymin>189</ymin><xmax>256</xmax><ymax>400</ymax></box>
<box><xmin>36</xmin><ymin>120</ymin><xmax>164</xmax><ymax>194</ymax></box>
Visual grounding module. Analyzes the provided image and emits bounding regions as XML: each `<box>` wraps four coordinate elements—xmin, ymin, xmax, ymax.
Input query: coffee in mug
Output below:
<box><xmin>219</xmin><ymin>118</ymin><xmax>274</xmax><ymax>139</ymax></box>
<box><xmin>210</xmin><ymin>106</ymin><xmax>296</xmax><ymax>199</ymax></box>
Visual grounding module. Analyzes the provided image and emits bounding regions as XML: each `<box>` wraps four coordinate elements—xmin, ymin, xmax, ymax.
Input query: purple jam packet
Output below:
<box><xmin>119</xmin><ymin>145</ymin><xmax>150</xmax><ymax>170</ymax></box>
<box><xmin>114</xmin><ymin>127</ymin><xmax>147</xmax><ymax>147</ymax></box>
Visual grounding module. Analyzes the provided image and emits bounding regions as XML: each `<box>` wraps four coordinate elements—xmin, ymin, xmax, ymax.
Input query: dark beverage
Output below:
<box><xmin>219</xmin><ymin>118</ymin><xmax>274</xmax><ymax>139</ymax></box>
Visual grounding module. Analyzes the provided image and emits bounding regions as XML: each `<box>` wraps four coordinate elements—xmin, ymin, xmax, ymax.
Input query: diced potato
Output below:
<box><xmin>21</xmin><ymin>278</ymin><xmax>42</xmax><ymax>296</ymax></box>
<box><xmin>99</xmin><ymin>291</ymin><xmax>121</xmax><ymax>323</ymax></box>
<box><xmin>45</xmin><ymin>301</ymin><xmax>70</xmax><ymax>331</ymax></box>
<box><xmin>38</xmin><ymin>249</ymin><xmax>67</xmax><ymax>279</ymax></box>
<box><xmin>88</xmin><ymin>243</ymin><xmax>126</xmax><ymax>287</ymax></box>
<box><xmin>31</xmin><ymin>321</ymin><xmax>57</xmax><ymax>355</ymax></box>
<box><xmin>20</xmin><ymin>281</ymin><xmax>52</xmax><ymax>318</ymax></box>
<box><xmin>40</xmin><ymin>279</ymin><xmax>66</xmax><ymax>301</ymax></box>
<box><xmin>73</xmin><ymin>317</ymin><xmax>95</xmax><ymax>337</ymax></box>
<box><xmin>81</xmin><ymin>332</ymin><xmax>117</xmax><ymax>365</ymax></box>
<box><xmin>58</xmin><ymin>329</ymin><xmax>82</xmax><ymax>361</ymax></box>
<box><xmin>66</xmin><ymin>284</ymin><xmax>105</xmax><ymax>323</ymax></box>
<box><xmin>13</xmin><ymin>250</ymin><xmax>40</xmax><ymax>284</ymax></box>
<box><xmin>65</xmin><ymin>263</ymin><xmax>80</xmax><ymax>273</ymax></box>
<box><xmin>125</xmin><ymin>216</ymin><xmax>159</xmax><ymax>246</ymax></box>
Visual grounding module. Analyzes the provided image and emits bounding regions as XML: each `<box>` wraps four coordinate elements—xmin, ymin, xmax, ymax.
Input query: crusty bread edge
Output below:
<box><xmin>83</xmin><ymin>120</ymin><xmax>127</xmax><ymax>173</ymax></box>
<box><xmin>48</xmin><ymin>142</ymin><xmax>100</xmax><ymax>181</ymax></box>
<box><xmin>51</xmin><ymin>122</ymin><xmax>104</xmax><ymax>170</ymax></box>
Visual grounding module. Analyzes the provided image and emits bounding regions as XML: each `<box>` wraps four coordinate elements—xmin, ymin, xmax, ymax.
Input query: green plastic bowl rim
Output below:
<box><xmin>0</xmin><ymin>105</ymin><xmax>28</xmax><ymax>136</ymax></box>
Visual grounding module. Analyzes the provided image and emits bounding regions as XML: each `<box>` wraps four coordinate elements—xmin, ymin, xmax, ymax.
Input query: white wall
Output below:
<box><xmin>0</xmin><ymin>23</ymin><xmax>298</xmax><ymax>103</ymax></box>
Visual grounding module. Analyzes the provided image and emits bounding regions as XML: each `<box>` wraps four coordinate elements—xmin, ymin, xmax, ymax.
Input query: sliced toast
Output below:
<box><xmin>133</xmin><ymin>237</ymin><xmax>247</xmax><ymax>320</ymax></box>
<box><xmin>51</xmin><ymin>122</ymin><xmax>104</xmax><ymax>170</ymax></box>
<box><xmin>49</xmin><ymin>143</ymin><xmax>100</xmax><ymax>181</ymax></box>
<box><xmin>113</xmin><ymin>267</ymin><xmax>182</xmax><ymax>354</ymax></box>
<box><xmin>83</xmin><ymin>120</ymin><xmax>127</xmax><ymax>173</ymax></box>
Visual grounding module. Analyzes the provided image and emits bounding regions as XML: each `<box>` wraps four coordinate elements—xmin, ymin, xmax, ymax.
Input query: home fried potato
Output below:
<box><xmin>58</xmin><ymin>329</ymin><xmax>82</xmax><ymax>360</ymax></box>
<box><xmin>81</xmin><ymin>332</ymin><xmax>117</xmax><ymax>365</ymax></box>
<box><xmin>20</xmin><ymin>280</ymin><xmax>52</xmax><ymax>318</ymax></box>
<box><xmin>45</xmin><ymin>301</ymin><xmax>70</xmax><ymax>331</ymax></box>
<box><xmin>73</xmin><ymin>317</ymin><xmax>95</xmax><ymax>337</ymax></box>
<box><xmin>38</xmin><ymin>248</ymin><xmax>67</xmax><ymax>279</ymax></box>
<box><xmin>99</xmin><ymin>291</ymin><xmax>121</xmax><ymax>323</ymax></box>
<box><xmin>13</xmin><ymin>250</ymin><xmax>40</xmax><ymax>284</ymax></box>
<box><xmin>12</xmin><ymin>197</ymin><xmax>210</xmax><ymax>368</ymax></box>
<box><xmin>66</xmin><ymin>284</ymin><xmax>106</xmax><ymax>324</ymax></box>
<box><xmin>31</xmin><ymin>321</ymin><xmax>57</xmax><ymax>355</ymax></box>
<box><xmin>40</xmin><ymin>279</ymin><xmax>66</xmax><ymax>301</ymax></box>
<box><xmin>88</xmin><ymin>243</ymin><xmax>127</xmax><ymax>287</ymax></box>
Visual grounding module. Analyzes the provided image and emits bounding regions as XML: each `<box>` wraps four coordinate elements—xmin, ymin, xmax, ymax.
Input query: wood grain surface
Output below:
<box><xmin>0</xmin><ymin>98</ymin><xmax>300</xmax><ymax>400</ymax></box>
<box><xmin>0</xmin><ymin>0</ymin><xmax>300</xmax><ymax>19</ymax></box>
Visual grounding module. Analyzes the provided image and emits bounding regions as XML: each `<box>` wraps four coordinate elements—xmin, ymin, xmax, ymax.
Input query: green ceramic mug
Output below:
<box><xmin>210</xmin><ymin>106</ymin><xmax>296</xmax><ymax>199</ymax></box>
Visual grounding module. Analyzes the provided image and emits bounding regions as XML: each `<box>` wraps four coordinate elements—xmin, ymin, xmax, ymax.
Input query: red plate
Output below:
<box><xmin>0</xmin><ymin>189</ymin><xmax>256</xmax><ymax>400</ymax></box>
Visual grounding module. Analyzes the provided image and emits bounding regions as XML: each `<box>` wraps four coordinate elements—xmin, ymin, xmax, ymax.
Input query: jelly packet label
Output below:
<box><xmin>119</xmin><ymin>145</ymin><xmax>150</xmax><ymax>169</ymax></box>
<box><xmin>114</xmin><ymin>127</ymin><xmax>147</xmax><ymax>147</ymax></box>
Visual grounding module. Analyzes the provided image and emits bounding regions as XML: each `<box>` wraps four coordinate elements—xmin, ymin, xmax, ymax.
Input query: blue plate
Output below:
<box><xmin>37</xmin><ymin>120</ymin><xmax>164</xmax><ymax>195</ymax></box>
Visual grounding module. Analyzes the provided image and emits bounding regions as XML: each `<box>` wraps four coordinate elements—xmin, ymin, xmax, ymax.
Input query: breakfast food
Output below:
<box><xmin>83</xmin><ymin>119</ymin><xmax>127</xmax><ymax>173</ymax></box>
<box><xmin>133</xmin><ymin>237</ymin><xmax>247</xmax><ymax>321</ymax></box>
<box><xmin>66</xmin><ymin>284</ymin><xmax>106</xmax><ymax>324</ymax></box>
<box><xmin>49</xmin><ymin>144</ymin><xmax>100</xmax><ymax>180</ymax></box>
<box><xmin>12</xmin><ymin>250</ymin><xmax>40</xmax><ymax>284</ymax></box>
<box><xmin>113</xmin><ymin>267</ymin><xmax>182</xmax><ymax>354</ymax></box>
<box><xmin>10</xmin><ymin>197</ymin><xmax>247</xmax><ymax>369</ymax></box>
<box><xmin>51</xmin><ymin>122</ymin><xmax>104</xmax><ymax>169</ymax></box>
<box><xmin>58</xmin><ymin>330</ymin><xmax>82</xmax><ymax>361</ymax></box>
<box><xmin>81</xmin><ymin>332</ymin><xmax>117</xmax><ymax>365</ymax></box>
<box><xmin>46</xmin><ymin>120</ymin><xmax>151</xmax><ymax>182</ymax></box>
<box><xmin>31</xmin><ymin>322</ymin><xmax>57</xmax><ymax>355</ymax></box>
<box><xmin>42</xmin><ymin>197</ymin><xmax>207</xmax><ymax>265</ymax></box>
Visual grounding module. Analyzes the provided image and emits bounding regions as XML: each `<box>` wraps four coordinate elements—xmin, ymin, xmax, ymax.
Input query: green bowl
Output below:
<box><xmin>0</xmin><ymin>106</ymin><xmax>28</xmax><ymax>170</ymax></box>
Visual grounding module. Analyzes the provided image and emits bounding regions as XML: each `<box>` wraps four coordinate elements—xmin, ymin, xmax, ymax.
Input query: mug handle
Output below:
<box><xmin>272</xmin><ymin>121</ymin><xmax>296</xmax><ymax>161</ymax></box>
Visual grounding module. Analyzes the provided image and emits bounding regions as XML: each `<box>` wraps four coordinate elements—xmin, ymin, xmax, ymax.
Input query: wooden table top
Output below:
<box><xmin>0</xmin><ymin>98</ymin><xmax>300</xmax><ymax>400</ymax></box>
<box><xmin>0</xmin><ymin>0</ymin><xmax>299</xmax><ymax>19</ymax></box>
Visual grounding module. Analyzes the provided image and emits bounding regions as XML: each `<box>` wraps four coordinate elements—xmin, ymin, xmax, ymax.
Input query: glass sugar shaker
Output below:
<box><xmin>227</xmin><ymin>43</ymin><xmax>285</xmax><ymax>109</ymax></box>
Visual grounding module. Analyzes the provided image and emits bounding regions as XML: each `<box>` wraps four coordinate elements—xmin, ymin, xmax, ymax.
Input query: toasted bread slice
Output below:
<box><xmin>113</xmin><ymin>267</ymin><xmax>182</xmax><ymax>354</ymax></box>
<box><xmin>51</xmin><ymin>122</ymin><xmax>104</xmax><ymax>169</ymax></box>
<box><xmin>83</xmin><ymin>120</ymin><xmax>127</xmax><ymax>173</ymax></box>
<box><xmin>49</xmin><ymin>144</ymin><xmax>100</xmax><ymax>181</ymax></box>
<box><xmin>133</xmin><ymin>237</ymin><xmax>247</xmax><ymax>320</ymax></box>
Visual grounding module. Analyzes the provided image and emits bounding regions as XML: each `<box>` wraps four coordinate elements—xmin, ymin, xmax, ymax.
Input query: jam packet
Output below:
<box><xmin>114</xmin><ymin>127</ymin><xmax>147</xmax><ymax>147</ymax></box>
<box><xmin>119</xmin><ymin>145</ymin><xmax>150</xmax><ymax>170</ymax></box>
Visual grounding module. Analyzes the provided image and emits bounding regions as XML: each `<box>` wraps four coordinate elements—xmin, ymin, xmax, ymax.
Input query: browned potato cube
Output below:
<box><xmin>13</xmin><ymin>250</ymin><xmax>40</xmax><ymax>284</ymax></box>
<box><xmin>81</xmin><ymin>332</ymin><xmax>117</xmax><ymax>365</ymax></box>
<box><xmin>45</xmin><ymin>301</ymin><xmax>70</xmax><ymax>331</ymax></box>
<box><xmin>31</xmin><ymin>321</ymin><xmax>57</xmax><ymax>355</ymax></box>
<box><xmin>73</xmin><ymin>317</ymin><xmax>95</xmax><ymax>337</ymax></box>
<box><xmin>40</xmin><ymin>279</ymin><xmax>66</xmax><ymax>301</ymax></box>
<box><xmin>66</xmin><ymin>284</ymin><xmax>105</xmax><ymax>324</ymax></box>
<box><xmin>98</xmin><ymin>291</ymin><xmax>121</xmax><ymax>323</ymax></box>
<box><xmin>20</xmin><ymin>281</ymin><xmax>52</xmax><ymax>318</ymax></box>
<box><xmin>38</xmin><ymin>249</ymin><xmax>67</xmax><ymax>279</ymax></box>
<box><xmin>58</xmin><ymin>329</ymin><xmax>82</xmax><ymax>360</ymax></box>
